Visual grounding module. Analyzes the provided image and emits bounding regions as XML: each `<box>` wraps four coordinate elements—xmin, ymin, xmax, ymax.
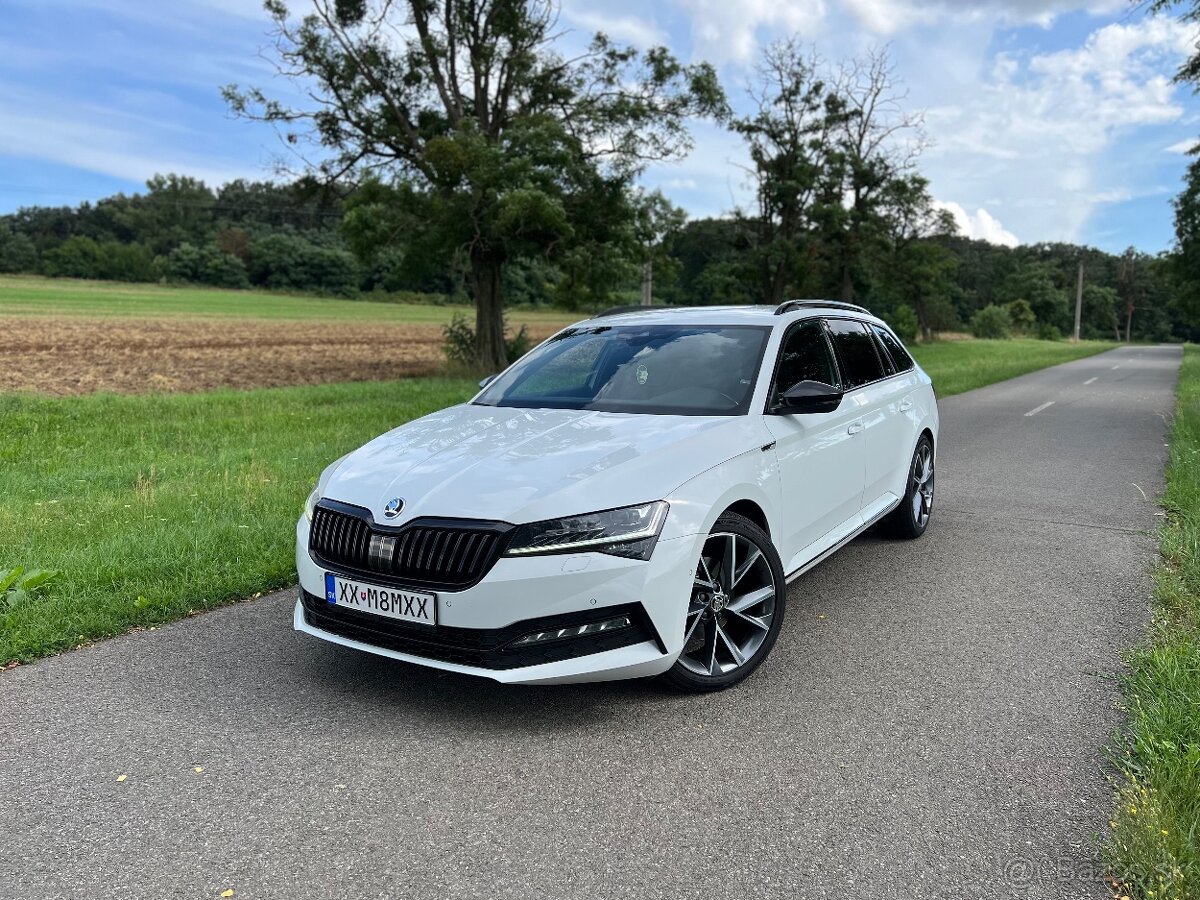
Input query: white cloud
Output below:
<box><xmin>938</xmin><ymin>20</ymin><xmax>1190</xmax><ymax>158</ymax></box>
<box><xmin>643</xmin><ymin>119</ymin><xmax>754</xmax><ymax>217</ymax></box>
<box><xmin>841</xmin><ymin>0</ymin><xmax>1127</xmax><ymax>34</ymax></box>
<box><xmin>562</xmin><ymin>8</ymin><xmax>669</xmax><ymax>47</ymax></box>
<box><xmin>1167</xmin><ymin>138</ymin><xmax>1197</xmax><ymax>153</ymax></box>
<box><xmin>936</xmin><ymin>201</ymin><xmax>1021</xmax><ymax>246</ymax></box>
<box><xmin>920</xmin><ymin>17</ymin><xmax>1197</xmax><ymax>242</ymax></box>
<box><xmin>673</xmin><ymin>0</ymin><xmax>828</xmax><ymax>63</ymax></box>
<box><xmin>0</xmin><ymin>85</ymin><xmax>264</xmax><ymax>187</ymax></box>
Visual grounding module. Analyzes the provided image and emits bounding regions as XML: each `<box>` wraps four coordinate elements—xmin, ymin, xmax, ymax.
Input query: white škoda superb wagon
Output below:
<box><xmin>295</xmin><ymin>301</ymin><xmax>939</xmax><ymax>691</ymax></box>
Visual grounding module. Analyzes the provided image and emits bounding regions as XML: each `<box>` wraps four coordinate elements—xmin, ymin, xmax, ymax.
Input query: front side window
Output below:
<box><xmin>770</xmin><ymin>321</ymin><xmax>839</xmax><ymax>408</ymax></box>
<box><xmin>475</xmin><ymin>324</ymin><xmax>771</xmax><ymax>416</ymax></box>
<box><xmin>826</xmin><ymin>319</ymin><xmax>885</xmax><ymax>388</ymax></box>
<box><xmin>872</xmin><ymin>325</ymin><xmax>915</xmax><ymax>372</ymax></box>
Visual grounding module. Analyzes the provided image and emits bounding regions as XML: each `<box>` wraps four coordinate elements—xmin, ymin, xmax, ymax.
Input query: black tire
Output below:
<box><xmin>883</xmin><ymin>434</ymin><xmax>935</xmax><ymax>539</ymax></box>
<box><xmin>660</xmin><ymin>512</ymin><xmax>786</xmax><ymax>693</ymax></box>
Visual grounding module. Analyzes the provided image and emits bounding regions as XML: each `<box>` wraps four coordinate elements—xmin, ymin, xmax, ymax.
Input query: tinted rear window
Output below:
<box><xmin>872</xmin><ymin>325</ymin><xmax>915</xmax><ymax>372</ymax></box>
<box><xmin>827</xmin><ymin>319</ymin><xmax>885</xmax><ymax>388</ymax></box>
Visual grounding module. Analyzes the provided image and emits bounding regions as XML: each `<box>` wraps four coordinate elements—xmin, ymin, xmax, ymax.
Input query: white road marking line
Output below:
<box><xmin>1084</xmin><ymin>377</ymin><xmax>1097</xmax><ymax>385</ymax></box>
<box><xmin>1024</xmin><ymin>401</ymin><xmax>1055</xmax><ymax>417</ymax></box>
<box><xmin>1112</xmin><ymin>364</ymin><xmax>1121</xmax><ymax>370</ymax></box>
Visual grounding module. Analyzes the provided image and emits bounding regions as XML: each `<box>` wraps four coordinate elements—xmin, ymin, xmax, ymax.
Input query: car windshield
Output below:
<box><xmin>474</xmin><ymin>323</ymin><xmax>771</xmax><ymax>416</ymax></box>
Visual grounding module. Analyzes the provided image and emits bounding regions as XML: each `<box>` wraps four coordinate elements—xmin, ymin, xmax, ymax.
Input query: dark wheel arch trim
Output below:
<box><xmin>721</xmin><ymin>499</ymin><xmax>771</xmax><ymax>538</ymax></box>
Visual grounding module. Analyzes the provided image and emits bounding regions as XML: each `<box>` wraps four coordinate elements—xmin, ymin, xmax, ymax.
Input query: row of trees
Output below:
<box><xmin>2</xmin><ymin>179</ymin><xmax>1181</xmax><ymax>341</ymax></box>
<box><xmin>2</xmin><ymin>1</ymin><xmax>1196</xmax><ymax>359</ymax></box>
<box><xmin>0</xmin><ymin>175</ymin><xmax>362</xmax><ymax>295</ymax></box>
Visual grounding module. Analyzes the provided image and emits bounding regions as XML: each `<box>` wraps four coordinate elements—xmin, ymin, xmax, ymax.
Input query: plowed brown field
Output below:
<box><xmin>1</xmin><ymin>316</ymin><xmax>564</xmax><ymax>396</ymax></box>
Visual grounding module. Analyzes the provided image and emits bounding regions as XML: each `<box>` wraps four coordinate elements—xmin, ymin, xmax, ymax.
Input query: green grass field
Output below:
<box><xmin>1107</xmin><ymin>345</ymin><xmax>1200</xmax><ymax>899</ymax></box>
<box><xmin>912</xmin><ymin>339</ymin><xmax>1112</xmax><ymax>396</ymax></box>
<box><xmin>0</xmin><ymin>276</ymin><xmax>1116</xmax><ymax>665</ymax></box>
<box><xmin>0</xmin><ymin>274</ymin><xmax>574</xmax><ymax>324</ymax></box>
<box><xmin>0</xmin><ymin>379</ymin><xmax>478</xmax><ymax>664</ymax></box>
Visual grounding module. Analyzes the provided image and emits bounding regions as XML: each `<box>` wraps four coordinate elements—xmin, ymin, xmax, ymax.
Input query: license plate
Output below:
<box><xmin>324</xmin><ymin>573</ymin><xmax>437</xmax><ymax>626</ymax></box>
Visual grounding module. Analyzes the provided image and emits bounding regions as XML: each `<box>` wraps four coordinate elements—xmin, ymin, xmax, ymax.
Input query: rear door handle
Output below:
<box><xmin>847</xmin><ymin>422</ymin><xmax>864</xmax><ymax>435</ymax></box>
<box><xmin>899</xmin><ymin>399</ymin><xmax>914</xmax><ymax>412</ymax></box>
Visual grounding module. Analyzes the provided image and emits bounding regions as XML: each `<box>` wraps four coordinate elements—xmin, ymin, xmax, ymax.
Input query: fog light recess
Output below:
<box><xmin>510</xmin><ymin>615</ymin><xmax>632</xmax><ymax>647</ymax></box>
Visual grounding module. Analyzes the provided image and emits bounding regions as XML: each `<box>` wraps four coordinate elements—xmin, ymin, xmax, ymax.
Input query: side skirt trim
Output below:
<box><xmin>784</xmin><ymin>498</ymin><xmax>901</xmax><ymax>584</ymax></box>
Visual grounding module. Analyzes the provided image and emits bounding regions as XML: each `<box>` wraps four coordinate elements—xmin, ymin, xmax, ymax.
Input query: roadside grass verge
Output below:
<box><xmin>0</xmin><ymin>274</ymin><xmax>574</xmax><ymax>325</ymax></box>
<box><xmin>910</xmin><ymin>338</ymin><xmax>1112</xmax><ymax>396</ymax></box>
<box><xmin>1107</xmin><ymin>345</ymin><xmax>1200</xmax><ymax>899</ymax></box>
<box><xmin>0</xmin><ymin>336</ymin><xmax>1115</xmax><ymax>666</ymax></box>
<box><xmin>0</xmin><ymin>379</ymin><xmax>476</xmax><ymax>664</ymax></box>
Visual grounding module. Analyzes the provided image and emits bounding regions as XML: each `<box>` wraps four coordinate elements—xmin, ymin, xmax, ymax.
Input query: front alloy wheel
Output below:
<box><xmin>662</xmin><ymin>512</ymin><xmax>786</xmax><ymax>692</ymax></box>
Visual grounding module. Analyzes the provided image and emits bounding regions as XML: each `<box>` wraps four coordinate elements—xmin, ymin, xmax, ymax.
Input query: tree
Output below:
<box><xmin>631</xmin><ymin>190</ymin><xmax>686</xmax><ymax>305</ymax></box>
<box><xmin>249</xmin><ymin>232</ymin><xmax>359</xmax><ymax>295</ymax></box>
<box><xmin>225</xmin><ymin>0</ymin><xmax>723</xmax><ymax>369</ymax></box>
<box><xmin>1081</xmin><ymin>285</ymin><xmax>1121</xmax><ymax>340</ymax></box>
<box><xmin>341</xmin><ymin>177</ymin><xmax>461</xmax><ymax>294</ymax></box>
<box><xmin>1005</xmin><ymin>299</ymin><xmax>1035</xmax><ymax>335</ymax></box>
<box><xmin>40</xmin><ymin>236</ymin><xmax>103</xmax><ymax>278</ymax></box>
<box><xmin>994</xmin><ymin>263</ymin><xmax>1069</xmax><ymax>332</ymax></box>
<box><xmin>829</xmin><ymin>47</ymin><xmax>925</xmax><ymax>302</ymax></box>
<box><xmin>971</xmin><ymin>304</ymin><xmax>1013</xmax><ymax>339</ymax></box>
<box><xmin>0</xmin><ymin>225</ymin><xmax>37</xmax><ymax>273</ymax></box>
<box><xmin>877</xmin><ymin>174</ymin><xmax>958</xmax><ymax>339</ymax></box>
<box><xmin>733</xmin><ymin>40</ymin><xmax>847</xmax><ymax>305</ymax></box>
<box><xmin>165</xmin><ymin>243</ymin><xmax>251</xmax><ymax>288</ymax></box>
<box><xmin>1117</xmin><ymin>248</ymin><xmax>1140</xmax><ymax>341</ymax></box>
<box><xmin>659</xmin><ymin>217</ymin><xmax>753</xmax><ymax>305</ymax></box>
<box><xmin>123</xmin><ymin>175</ymin><xmax>217</xmax><ymax>256</ymax></box>
<box><xmin>1172</xmin><ymin>159</ymin><xmax>1200</xmax><ymax>330</ymax></box>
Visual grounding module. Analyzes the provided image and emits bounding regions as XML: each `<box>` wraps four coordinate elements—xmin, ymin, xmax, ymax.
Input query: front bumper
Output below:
<box><xmin>294</xmin><ymin>516</ymin><xmax>700</xmax><ymax>685</ymax></box>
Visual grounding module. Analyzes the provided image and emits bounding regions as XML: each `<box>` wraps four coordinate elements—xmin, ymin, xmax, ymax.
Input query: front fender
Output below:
<box><xmin>661</xmin><ymin>446</ymin><xmax>782</xmax><ymax>544</ymax></box>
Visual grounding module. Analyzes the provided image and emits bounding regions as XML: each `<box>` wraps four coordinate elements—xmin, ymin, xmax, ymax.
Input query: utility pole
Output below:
<box><xmin>1073</xmin><ymin>258</ymin><xmax>1083</xmax><ymax>342</ymax></box>
<box><xmin>641</xmin><ymin>259</ymin><xmax>653</xmax><ymax>306</ymax></box>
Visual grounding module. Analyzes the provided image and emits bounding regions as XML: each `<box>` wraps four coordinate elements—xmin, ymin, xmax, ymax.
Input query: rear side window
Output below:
<box><xmin>770</xmin><ymin>321</ymin><xmax>840</xmax><ymax>407</ymax></box>
<box><xmin>871</xmin><ymin>331</ymin><xmax>898</xmax><ymax>377</ymax></box>
<box><xmin>826</xmin><ymin>319</ymin><xmax>885</xmax><ymax>388</ymax></box>
<box><xmin>872</xmin><ymin>325</ymin><xmax>915</xmax><ymax>373</ymax></box>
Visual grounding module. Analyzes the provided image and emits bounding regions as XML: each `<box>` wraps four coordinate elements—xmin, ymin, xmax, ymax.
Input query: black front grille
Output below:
<box><xmin>309</xmin><ymin>500</ymin><xmax>512</xmax><ymax>590</ymax></box>
<box><xmin>301</xmin><ymin>590</ymin><xmax>658</xmax><ymax>670</ymax></box>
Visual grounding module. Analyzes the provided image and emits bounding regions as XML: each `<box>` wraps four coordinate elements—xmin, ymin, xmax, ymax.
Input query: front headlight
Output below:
<box><xmin>505</xmin><ymin>501</ymin><xmax>669</xmax><ymax>561</ymax></box>
<box><xmin>303</xmin><ymin>487</ymin><xmax>320</xmax><ymax>522</ymax></box>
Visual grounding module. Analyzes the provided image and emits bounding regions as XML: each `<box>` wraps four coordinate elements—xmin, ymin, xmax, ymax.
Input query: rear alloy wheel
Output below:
<box><xmin>884</xmin><ymin>434</ymin><xmax>935</xmax><ymax>539</ymax></box>
<box><xmin>661</xmin><ymin>512</ymin><xmax>786</xmax><ymax>693</ymax></box>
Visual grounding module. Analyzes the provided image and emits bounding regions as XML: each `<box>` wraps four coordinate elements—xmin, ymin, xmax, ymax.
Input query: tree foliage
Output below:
<box><xmin>224</xmin><ymin>0</ymin><xmax>724</xmax><ymax>368</ymax></box>
<box><xmin>970</xmin><ymin>304</ymin><xmax>1013</xmax><ymax>339</ymax></box>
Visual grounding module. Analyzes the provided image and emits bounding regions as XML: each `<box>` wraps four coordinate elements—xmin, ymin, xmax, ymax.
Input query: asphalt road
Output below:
<box><xmin>1</xmin><ymin>345</ymin><xmax>1182</xmax><ymax>900</ymax></box>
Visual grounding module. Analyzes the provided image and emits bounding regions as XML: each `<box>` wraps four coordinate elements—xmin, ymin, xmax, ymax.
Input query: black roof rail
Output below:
<box><xmin>592</xmin><ymin>304</ymin><xmax>678</xmax><ymax>318</ymax></box>
<box><xmin>774</xmin><ymin>299</ymin><xmax>870</xmax><ymax>316</ymax></box>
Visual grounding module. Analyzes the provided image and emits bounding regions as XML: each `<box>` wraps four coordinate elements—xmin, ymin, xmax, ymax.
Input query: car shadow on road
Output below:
<box><xmin>284</xmin><ymin>630</ymin><xmax>686</xmax><ymax>734</ymax></box>
<box><xmin>275</xmin><ymin>539</ymin><xmax>883</xmax><ymax>734</ymax></box>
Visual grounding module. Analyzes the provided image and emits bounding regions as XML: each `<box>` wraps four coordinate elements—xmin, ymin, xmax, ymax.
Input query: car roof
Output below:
<box><xmin>568</xmin><ymin>302</ymin><xmax>889</xmax><ymax>330</ymax></box>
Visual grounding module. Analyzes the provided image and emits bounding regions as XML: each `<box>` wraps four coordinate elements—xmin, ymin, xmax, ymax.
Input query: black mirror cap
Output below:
<box><xmin>777</xmin><ymin>380</ymin><xmax>844</xmax><ymax>414</ymax></box>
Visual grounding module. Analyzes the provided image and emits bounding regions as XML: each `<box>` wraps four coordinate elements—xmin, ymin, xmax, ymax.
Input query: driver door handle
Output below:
<box><xmin>847</xmin><ymin>421</ymin><xmax>864</xmax><ymax>435</ymax></box>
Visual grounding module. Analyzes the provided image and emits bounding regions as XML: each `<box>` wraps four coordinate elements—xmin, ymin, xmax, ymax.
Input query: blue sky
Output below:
<box><xmin>2</xmin><ymin>0</ymin><xmax>1198</xmax><ymax>253</ymax></box>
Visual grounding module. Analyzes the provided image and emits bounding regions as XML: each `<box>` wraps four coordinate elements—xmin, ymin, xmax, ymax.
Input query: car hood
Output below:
<box><xmin>322</xmin><ymin>403</ymin><xmax>768</xmax><ymax>525</ymax></box>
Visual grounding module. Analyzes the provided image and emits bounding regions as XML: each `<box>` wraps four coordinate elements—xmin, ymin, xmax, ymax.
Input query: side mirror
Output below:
<box><xmin>478</xmin><ymin>374</ymin><xmax>497</xmax><ymax>389</ymax></box>
<box><xmin>776</xmin><ymin>380</ymin><xmax>843</xmax><ymax>414</ymax></box>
